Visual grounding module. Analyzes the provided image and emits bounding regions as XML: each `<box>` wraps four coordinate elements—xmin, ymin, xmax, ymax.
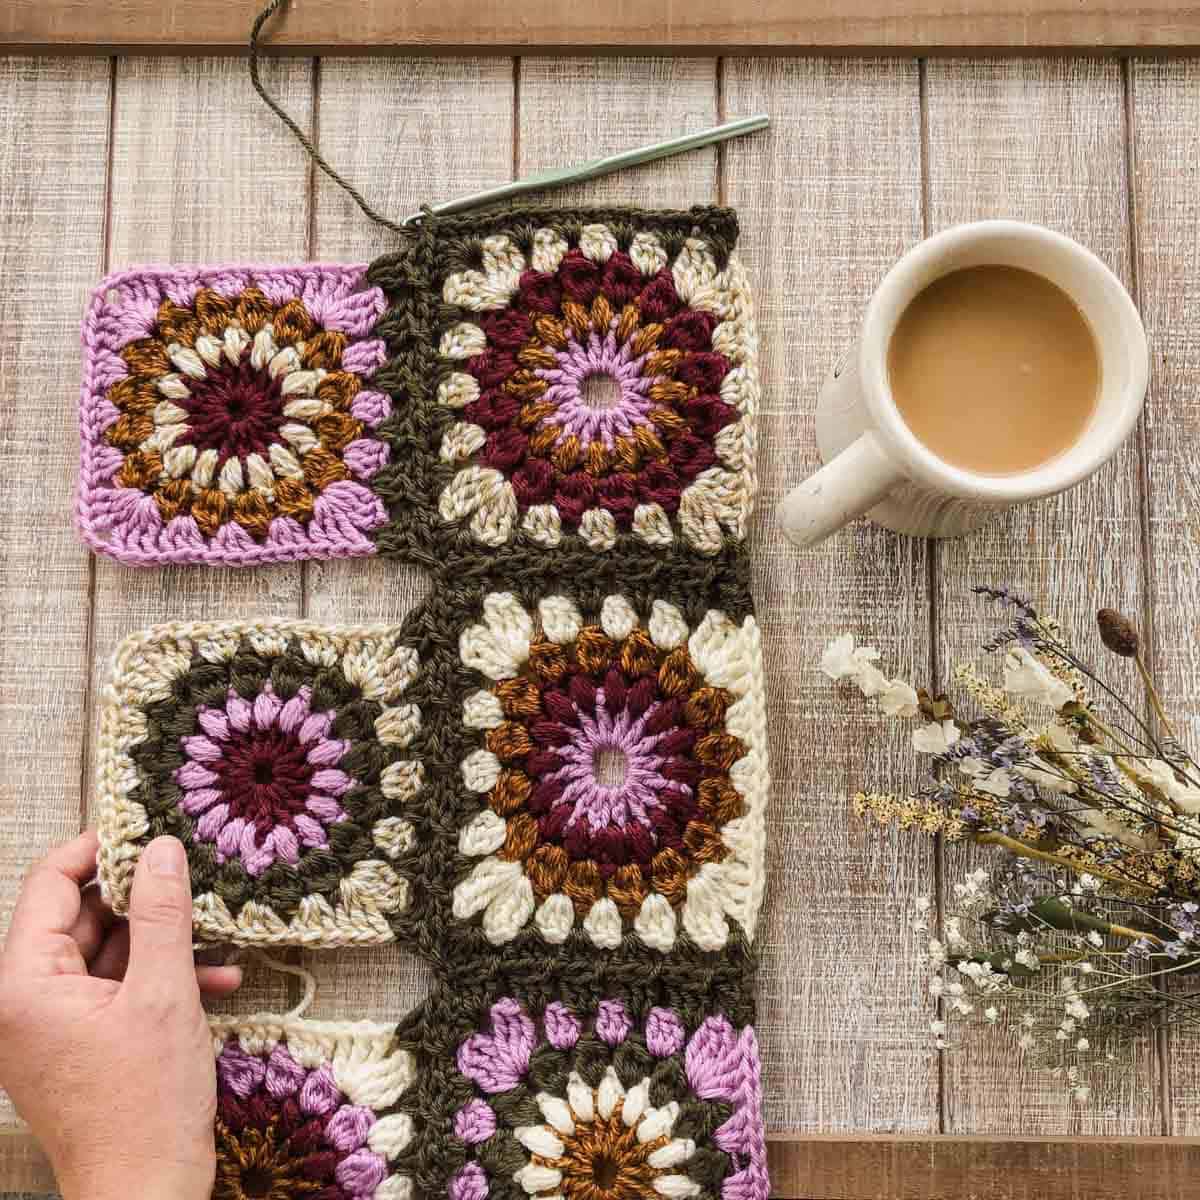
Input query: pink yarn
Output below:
<box><xmin>595</xmin><ymin>999</ymin><xmax>632</xmax><ymax>1047</ymax></box>
<box><xmin>645</xmin><ymin>1006</ymin><xmax>686</xmax><ymax>1058</ymax></box>
<box><xmin>453</xmin><ymin>1098</ymin><xmax>497</xmax><ymax>1144</ymax></box>
<box><xmin>76</xmin><ymin>262</ymin><xmax>390</xmax><ymax>567</ymax></box>
<box><xmin>542</xmin><ymin>1001</ymin><xmax>581</xmax><ymax>1050</ymax></box>
<box><xmin>449</xmin><ymin>1161</ymin><xmax>489</xmax><ymax>1200</ymax></box>
<box><xmin>456</xmin><ymin>998</ymin><xmax>535</xmax><ymax>1093</ymax></box>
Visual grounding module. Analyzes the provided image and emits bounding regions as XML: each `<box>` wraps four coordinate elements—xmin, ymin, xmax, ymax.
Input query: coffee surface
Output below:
<box><xmin>887</xmin><ymin>264</ymin><xmax>1099</xmax><ymax>476</ymax></box>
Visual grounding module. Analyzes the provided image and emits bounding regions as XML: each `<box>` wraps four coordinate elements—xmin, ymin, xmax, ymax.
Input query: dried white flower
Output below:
<box><xmin>1003</xmin><ymin>646</ymin><xmax>1074</xmax><ymax>709</ymax></box>
<box><xmin>1076</xmin><ymin>1038</ymin><xmax>1091</xmax><ymax>1051</ymax></box>
<box><xmin>913</xmin><ymin>719</ymin><xmax>961</xmax><ymax>755</ymax></box>
<box><xmin>820</xmin><ymin>634</ymin><xmax>881</xmax><ymax>684</ymax></box>
<box><xmin>1087</xmin><ymin>931</ymin><xmax>1104</xmax><ymax>949</ymax></box>
<box><xmin>984</xmin><ymin>1006</ymin><xmax>999</xmax><ymax>1023</ymax></box>
<box><xmin>879</xmin><ymin>678</ymin><xmax>920</xmax><ymax>718</ymax></box>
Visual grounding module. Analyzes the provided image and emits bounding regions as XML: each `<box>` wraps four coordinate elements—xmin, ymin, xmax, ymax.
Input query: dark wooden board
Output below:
<box><xmin>5</xmin><ymin>0</ymin><xmax>1200</xmax><ymax>54</ymax></box>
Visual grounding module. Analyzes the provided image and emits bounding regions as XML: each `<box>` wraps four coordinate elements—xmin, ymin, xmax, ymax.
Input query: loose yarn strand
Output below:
<box><xmin>249</xmin><ymin>0</ymin><xmax>410</xmax><ymax>235</ymax></box>
<box><xmin>249</xmin><ymin>949</ymin><xmax>320</xmax><ymax>1020</ymax></box>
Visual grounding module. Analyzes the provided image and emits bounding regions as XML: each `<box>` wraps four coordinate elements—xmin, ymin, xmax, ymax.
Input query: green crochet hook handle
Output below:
<box><xmin>407</xmin><ymin>114</ymin><xmax>771</xmax><ymax>224</ymax></box>
<box><xmin>251</xmin><ymin>0</ymin><xmax>769</xmax><ymax>234</ymax></box>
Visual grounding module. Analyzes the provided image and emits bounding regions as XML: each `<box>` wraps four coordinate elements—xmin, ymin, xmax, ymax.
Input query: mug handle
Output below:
<box><xmin>776</xmin><ymin>432</ymin><xmax>903</xmax><ymax>548</ymax></box>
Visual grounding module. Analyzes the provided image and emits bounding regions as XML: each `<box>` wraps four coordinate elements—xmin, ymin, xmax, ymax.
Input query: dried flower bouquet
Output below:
<box><xmin>822</xmin><ymin>588</ymin><xmax>1200</xmax><ymax>1102</ymax></box>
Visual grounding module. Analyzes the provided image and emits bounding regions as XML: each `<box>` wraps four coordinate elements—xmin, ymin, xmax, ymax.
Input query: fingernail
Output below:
<box><xmin>146</xmin><ymin>837</ymin><xmax>185</xmax><ymax>877</ymax></box>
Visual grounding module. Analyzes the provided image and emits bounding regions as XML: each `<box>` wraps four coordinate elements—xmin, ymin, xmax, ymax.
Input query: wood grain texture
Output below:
<box><xmin>0</xmin><ymin>52</ymin><xmax>112</xmax><ymax>1137</ymax></box>
<box><xmin>86</xmin><ymin>54</ymin><xmax>319</xmax><ymax>1017</ymax></box>
<box><xmin>17</xmin><ymin>1128</ymin><xmax>1200</xmax><ymax>1200</ymax></box>
<box><xmin>1129</xmin><ymin>57</ymin><xmax>1200</xmax><ymax>1138</ymax></box>
<box><xmin>723</xmin><ymin>58</ymin><xmax>936</xmax><ymax>1133</ymax></box>
<box><xmin>7</xmin><ymin>0</ymin><xmax>1200</xmax><ymax>54</ymax></box>
<box><xmin>924</xmin><ymin>57</ymin><xmax>1161</xmax><ymax>1134</ymax></box>
<box><xmin>298</xmin><ymin>55</ymin><xmax>517</xmax><ymax>1018</ymax></box>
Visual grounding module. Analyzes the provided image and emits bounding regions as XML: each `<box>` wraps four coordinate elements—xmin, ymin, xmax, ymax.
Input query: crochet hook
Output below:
<box><xmin>404</xmin><ymin>114</ymin><xmax>771</xmax><ymax>224</ymax></box>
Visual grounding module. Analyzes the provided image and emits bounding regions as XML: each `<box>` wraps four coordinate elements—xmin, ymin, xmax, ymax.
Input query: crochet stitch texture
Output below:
<box><xmin>89</xmin><ymin>206</ymin><xmax>769</xmax><ymax>1200</ymax></box>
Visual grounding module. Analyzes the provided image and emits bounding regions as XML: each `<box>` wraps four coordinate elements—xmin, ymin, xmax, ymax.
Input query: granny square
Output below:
<box><xmin>209</xmin><ymin>1014</ymin><xmax>417</xmax><ymax>1200</ymax></box>
<box><xmin>78</xmin><ymin>264</ymin><xmax>393</xmax><ymax>566</ymax></box>
<box><xmin>410</xmin><ymin>963</ymin><xmax>768</xmax><ymax>1200</ymax></box>
<box><xmin>430</xmin><ymin>579</ymin><xmax>768</xmax><ymax>959</ymax></box>
<box><xmin>96</xmin><ymin>619</ymin><xmax>430</xmax><ymax>947</ymax></box>
<box><xmin>342</xmin><ymin>206</ymin><xmax>758</xmax><ymax>569</ymax></box>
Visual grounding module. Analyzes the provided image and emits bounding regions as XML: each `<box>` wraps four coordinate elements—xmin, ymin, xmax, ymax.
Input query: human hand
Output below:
<box><xmin>0</xmin><ymin>832</ymin><xmax>242</xmax><ymax>1200</ymax></box>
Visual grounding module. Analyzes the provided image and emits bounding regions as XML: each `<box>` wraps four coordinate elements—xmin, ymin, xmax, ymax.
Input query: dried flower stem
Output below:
<box><xmin>973</xmin><ymin>832</ymin><xmax>1156</xmax><ymax>896</ymax></box>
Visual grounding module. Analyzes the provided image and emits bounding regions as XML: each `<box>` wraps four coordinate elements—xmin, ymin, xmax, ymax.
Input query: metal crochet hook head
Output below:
<box><xmin>402</xmin><ymin>115</ymin><xmax>771</xmax><ymax>225</ymax></box>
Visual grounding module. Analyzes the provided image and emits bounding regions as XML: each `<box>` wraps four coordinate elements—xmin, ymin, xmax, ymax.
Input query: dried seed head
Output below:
<box><xmin>1097</xmin><ymin>608</ymin><xmax>1139</xmax><ymax>658</ymax></box>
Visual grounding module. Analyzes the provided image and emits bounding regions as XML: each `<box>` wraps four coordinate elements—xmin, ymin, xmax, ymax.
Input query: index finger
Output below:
<box><xmin>4</xmin><ymin>831</ymin><xmax>101</xmax><ymax>954</ymax></box>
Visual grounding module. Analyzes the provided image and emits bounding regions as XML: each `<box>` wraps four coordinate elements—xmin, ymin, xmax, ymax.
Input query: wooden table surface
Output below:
<box><xmin>1</xmin><ymin>49</ymin><xmax>1200</xmax><ymax>1198</ymax></box>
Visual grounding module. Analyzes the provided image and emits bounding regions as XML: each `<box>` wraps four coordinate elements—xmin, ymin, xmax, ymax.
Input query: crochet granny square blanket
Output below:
<box><xmin>86</xmin><ymin>206</ymin><xmax>770</xmax><ymax>1200</ymax></box>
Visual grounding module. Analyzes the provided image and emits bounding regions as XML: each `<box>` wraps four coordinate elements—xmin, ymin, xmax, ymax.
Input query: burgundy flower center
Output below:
<box><xmin>178</xmin><ymin>360</ymin><xmax>288</xmax><ymax>467</ymax></box>
<box><xmin>213</xmin><ymin>727</ymin><xmax>316</xmax><ymax>834</ymax></box>
<box><xmin>523</xmin><ymin>669</ymin><xmax>702</xmax><ymax>876</ymax></box>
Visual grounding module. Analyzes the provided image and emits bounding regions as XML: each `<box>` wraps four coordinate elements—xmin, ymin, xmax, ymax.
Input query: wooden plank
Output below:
<box><xmin>1129</xmin><ymin>57</ymin><xmax>1200</xmax><ymax>1137</ymax></box>
<box><xmin>298</xmin><ymin>55</ymin><xmax>517</xmax><ymax>1018</ymax></box>
<box><xmin>765</xmin><ymin>1134</ymin><xmax>1200</xmax><ymax>1200</ymax></box>
<box><xmin>85</xmin><ymin>54</ymin><xmax>318</xmax><ymax>1019</ymax></box>
<box><xmin>723</xmin><ymin>59</ymin><xmax>936</xmax><ymax>1133</ymax></box>
<box><xmin>0</xmin><ymin>53</ymin><xmax>111</xmax><ymax>1139</ymax></box>
<box><xmin>7</xmin><ymin>0</ymin><xmax>1200</xmax><ymax>55</ymax></box>
<box><xmin>924</xmin><ymin>58</ymin><xmax>1160</xmax><ymax>1134</ymax></box>
<box><xmin>14</xmin><ymin>1129</ymin><xmax>1200</xmax><ymax>1200</ymax></box>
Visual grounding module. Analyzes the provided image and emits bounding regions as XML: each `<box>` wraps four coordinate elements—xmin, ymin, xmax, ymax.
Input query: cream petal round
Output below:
<box><xmin>582</xmin><ymin>896</ymin><xmax>622</xmax><ymax>949</ymax></box>
<box><xmin>374</xmin><ymin>702</ymin><xmax>422</xmax><ymax>747</ymax></box>
<box><xmin>532</xmin><ymin>228</ymin><xmax>570</xmax><ymax>273</ymax></box>
<box><xmin>637</xmin><ymin>1104</ymin><xmax>682</xmax><ymax>1146</ymax></box>
<box><xmin>374</xmin><ymin>1177</ymin><xmax>414</xmax><ymax>1200</ymax></box>
<box><xmin>600</xmin><ymin>595</ymin><xmax>638</xmax><ymax>640</ymax></box>
<box><xmin>536</xmin><ymin>1093</ymin><xmax>575</xmax><ymax>1136</ymax></box>
<box><xmin>368</xmin><ymin>1112</ymin><xmax>415</xmax><ymax>1158</ymax></box>
<box><xmin>630</xmin><ymin>231</ymin><xmax>668</xmax><ymax>276</ymax></box>
<box><xmin>461</xmin><ymin>748</ymin><xmax>501</xmax><ymax>793</ymax></box>
<box><xmin>168</xmin><ymin>343</ymin><xmax>207</xmax><ymax>379</ymax></box>
<box><xmin>535</xmin><ymin>893</ymin><xmax>574</xmax><ymax>944</ymax></box>
<box><xmin>439</xmin><ymin>322</ymin><xmax>487</xmax><ymax>360</ymax></box>
<box><xmin>633</xmin><ymin>892</ymin><xmax>677</xmax><ymax>952</ymax></box>
<box><xmin>440</xmin><ymin>421</ymin><xmax>487</xmax><ymax>463</ymax></box>
<box><xmin>566</xmin><ymin>1072</ymin><xmax>594</xmax><ymax>1122</ymax></box>
<box><xmin>482</xmin><ymin>871</ymin><xmax>535</xmax><ymax>945</ymax></box>
<box><xmin>596</xmin><ymin>1066</ymin><xmax>625</xmax><ymax>1119</ymax></box>
<box><xmin>437</xmin><ymin>371</ymin><xmax>481</xmax><ymax>409</ymax></box>
<box><xmin>515</xmin><ymin>1125</ymin><xmax>565</xmax><ymax>1159</ymax></box>
<box><xmin>681</xmin><ymin>861</ymin><xmax>735</xmax><ymax>951</ymax></box>
<box><xmin>372</xmin><ymin>816</ymin><xmax>415</xmax><ymax>859</ymax></box>
<box><xmin>648</xmin><ymin>600</ymin><xmax>688</xmax><ymax>650</ymax></box>
<box><xmin>632</xmin><ymin>502</ymin><xmax>674</xmax><ymax>547</ymax></box>
<box><xmin>579</xmin><ymin>223</ymin><xmax>618</xmax><ymax>264</ymax></box>
<box><xmin>380</xmin><ymin>760</ymin><xmax>424</xmax><ymax>802</ymax></box>
<box><xmin>579</xmin><ymin>507</ymin><xmax>617</xmax><ymax>551</ymax></box>
<box><xmin>538</xmin><ymin>595</ymin><xmax>583</xmax><ymax>644</ymax></box>
<box><xmin>521</xmin><ymin>504</ymin><xmax>562</xmax><ymax>547</ymax></box>
<box><xmin>653</xmin><ymin>1176</ymin><xmax>701</xmax><ymax>1198</ymax></box>
<box><xmin>514</xmin><ymin>1164</ymin><xmax>562</xmax><ymax>1196</ymax></box>
<box><xmin>462</xmin><ymin>689</ymin><xmax>504</xmax><ymax>729</ymax></box>
<box><xmin>621</xmin><ymin>1079</ymin><xmax>650</xmax><ymax>1127</ymax></box>
<box><xmin>459</xmin><ymin>809</ymin><xmax>507</xmax><ymax>857</ymax></box>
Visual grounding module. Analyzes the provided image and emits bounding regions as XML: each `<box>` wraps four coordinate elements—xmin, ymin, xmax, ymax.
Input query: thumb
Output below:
<box><xmin>122</xmin><ymin>836</ymin><xmax>200</xmax><ymax>1006</ymax></box>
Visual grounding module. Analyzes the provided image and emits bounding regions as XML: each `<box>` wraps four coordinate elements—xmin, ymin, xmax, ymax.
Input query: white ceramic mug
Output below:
<box><xmin>777</xmin><ymin>220</ymin><xmax>1149</xmax><ymax>546</ymax></box>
